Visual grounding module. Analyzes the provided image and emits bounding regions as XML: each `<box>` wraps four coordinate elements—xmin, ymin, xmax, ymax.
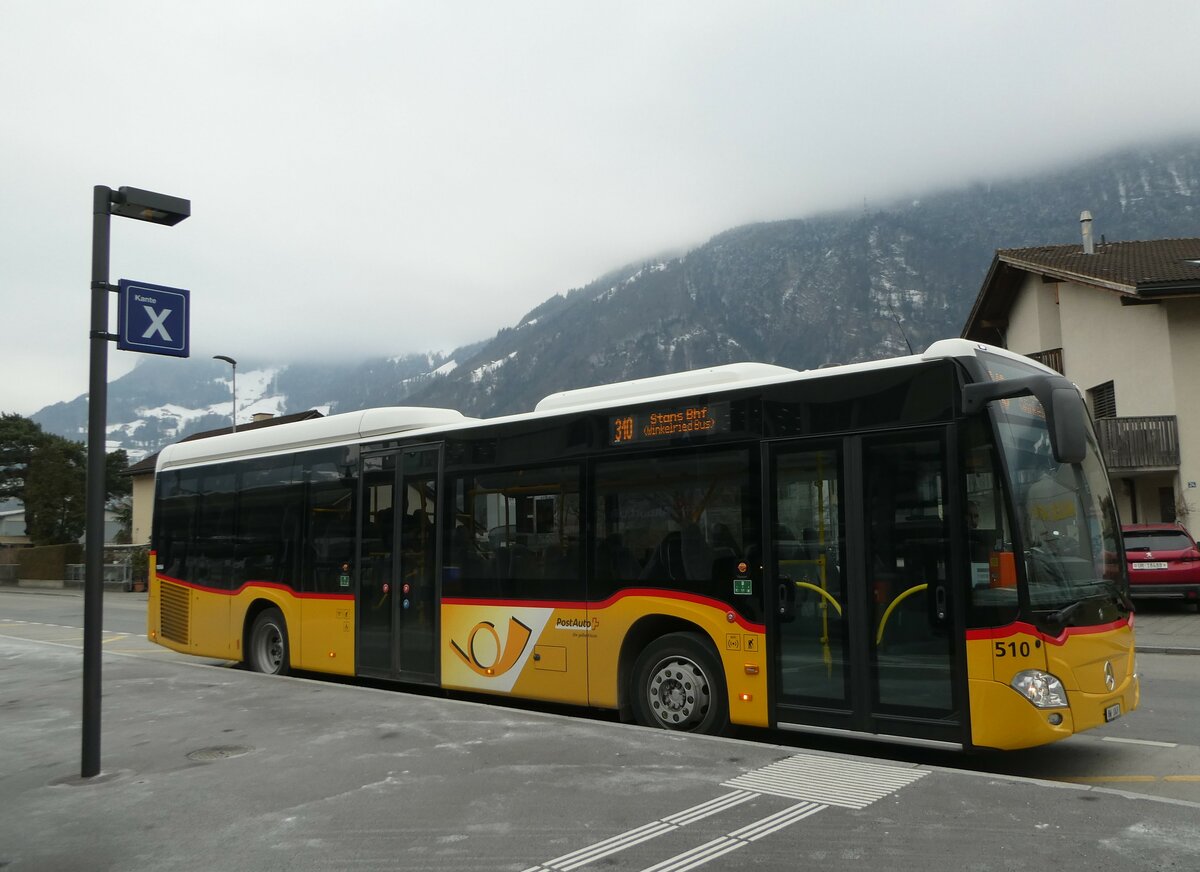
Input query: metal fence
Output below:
<box><xmin>65</xmin><ymin>563</ymin><xmax>134</xmax><ymax>587</ymax></box>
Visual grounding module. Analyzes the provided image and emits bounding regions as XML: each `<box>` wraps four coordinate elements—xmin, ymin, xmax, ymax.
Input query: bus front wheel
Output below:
<box><xmin>631</xmin><ymin>633</ymin><xmax>728</xmax><ymax>735</ymax></box>
<box><xmin>248</xmin><ymin>608</ymin><xmax>291</xmax><ymax>676</ymax></box>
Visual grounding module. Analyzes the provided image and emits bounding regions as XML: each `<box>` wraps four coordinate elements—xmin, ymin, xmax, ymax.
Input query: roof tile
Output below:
<box><xmin>998</xmin><ymin>238</ymin><xmax>1200</xmax><ymax>291</ymax></box>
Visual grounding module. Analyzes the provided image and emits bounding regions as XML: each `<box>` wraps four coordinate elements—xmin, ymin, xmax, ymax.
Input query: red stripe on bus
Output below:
<box><xmin>155</xmin><ymin>574</ymin><xmax>354</xmax><ymax>601</ymax></box>
<box><xmin>443</xmin><ymin>588</ymin><xmax>765</xmax><ymax>633</ymax></box>
<box><xmin>158</xmin><ymin>575</ymin><xmax>762</xmax><ymax>630</ymax></box>
<box><xmin>966</xmin><ymin>617</ymin><xmax>1131</xmax><ymax>647</ymax></box>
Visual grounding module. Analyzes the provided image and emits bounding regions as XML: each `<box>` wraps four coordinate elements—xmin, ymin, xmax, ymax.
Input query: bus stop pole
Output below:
<box><xmin>83</xmin><ymin>185</ymin><xmax>111</xmax><ymax>778</ymax></box>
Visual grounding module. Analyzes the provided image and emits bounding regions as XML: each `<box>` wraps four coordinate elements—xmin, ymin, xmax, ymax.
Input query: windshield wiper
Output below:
<box><xmin>1089</xmin><ymin>578</ymin><xmax>1134</xmax><ymax>612</ymax></box>
<box><xmin>1042</xmin><ymin>585</ymin><xmax>1129</xmax><ymax>629</ymax></box>
<box><xmin>1045</xmin><ymin>599</ymin><xmax>1089</xmax><ymax>628</ymax></box>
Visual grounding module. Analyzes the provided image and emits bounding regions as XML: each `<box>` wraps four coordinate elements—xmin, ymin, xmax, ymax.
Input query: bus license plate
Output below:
<box><xmin>1132</xmin><ymin>561</ymin><xmax>1168</xmax><ymax>570</ymax></box>
<box><xmin>1104</xmin><ymin>703</ymin><xmax>1121</xmax><ymax>722</ymax></box>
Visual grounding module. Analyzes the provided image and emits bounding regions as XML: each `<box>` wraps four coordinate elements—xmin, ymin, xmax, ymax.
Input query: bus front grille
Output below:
<box><xmin>159</xmin><ymin>581</ymin><xmax>190</xmax><ymax>644</ymax></box>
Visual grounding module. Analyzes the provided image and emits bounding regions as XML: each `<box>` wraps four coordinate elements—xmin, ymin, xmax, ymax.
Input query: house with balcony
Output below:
<box><xmin>962</xmin><ymin>224</ymin><xmax>1200</xmax><ymax>526</ymax></box>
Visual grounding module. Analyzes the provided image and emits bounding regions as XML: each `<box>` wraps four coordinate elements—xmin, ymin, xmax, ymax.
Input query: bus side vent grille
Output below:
<box><xmin>160</xmin><ymin>581</ymin><xmax>190</xmax><ymax>645</ymax></box>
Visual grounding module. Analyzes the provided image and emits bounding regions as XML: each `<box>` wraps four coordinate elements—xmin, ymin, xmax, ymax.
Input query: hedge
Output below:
<box><xmin>16</xmin><ymin>543</ymin><xmax>84</xmax><ymax>580</ymax></box>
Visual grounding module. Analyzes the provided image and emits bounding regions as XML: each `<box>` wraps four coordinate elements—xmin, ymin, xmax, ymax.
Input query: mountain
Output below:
<box><xmin>33</xmin><ymin>140</ymin><xmax>1200</xmax><ymax>457</ymax></box>
<box><xmin>29</xmin><ymin>350</ymin><xmax>476</xmax><ymax>460</ymax></box>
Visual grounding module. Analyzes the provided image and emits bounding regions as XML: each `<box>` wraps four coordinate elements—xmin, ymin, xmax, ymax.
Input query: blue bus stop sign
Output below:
<box><xmin>117</xmin><ymin>279</ymin><xmax>190</xmax><ymax>357</ymax></box>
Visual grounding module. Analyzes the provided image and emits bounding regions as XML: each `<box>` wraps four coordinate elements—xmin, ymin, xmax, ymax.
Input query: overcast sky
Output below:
<box><xmin>2</xmin><ymin>1</ymin><xmax>1197</xmax><ymax>416</ymax></box>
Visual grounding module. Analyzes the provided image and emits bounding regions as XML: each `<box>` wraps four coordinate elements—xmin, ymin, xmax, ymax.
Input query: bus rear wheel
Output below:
<box><xmin>631</xmin><ymin>633</ymin><xmax>728</xmax><ymax>735</ymax></box>
<box><xmin>248</xmin><ymin>608</ymin><xmax>291</xmax><ymax>676</ymax></box>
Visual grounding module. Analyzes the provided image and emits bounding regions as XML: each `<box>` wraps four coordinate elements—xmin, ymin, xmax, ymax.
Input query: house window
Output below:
<box><xmin>1088</xmin><ymin>381</ymin><xmax>1116</xmax><ymax>419</ymax></box>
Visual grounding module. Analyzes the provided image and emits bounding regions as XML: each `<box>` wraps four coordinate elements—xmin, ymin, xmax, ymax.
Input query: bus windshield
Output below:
<box><xmin>981</xmin><ymin>356</ymin><xmax>1129</xmax><ymax>627</ymax></box>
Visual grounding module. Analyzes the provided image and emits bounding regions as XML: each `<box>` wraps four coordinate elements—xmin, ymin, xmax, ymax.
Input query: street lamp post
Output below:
<box><xmin>213</xmin><ymin>355</ymin><xmax>238</xmax><ymax>432</ymax></box>
<box><xmin>85</xmin><ymin>185</ymin><xmax>189</xmax><ymax>778</ymax></box>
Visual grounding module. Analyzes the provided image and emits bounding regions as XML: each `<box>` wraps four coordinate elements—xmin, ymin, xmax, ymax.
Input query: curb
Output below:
<box><xmin>1136</xmin><ymin>645</ymin><xmax>1200</xmax><ymax>656</ymax></box>
<box><xmin>1</xmin><ymin>579</ymin><xmax>140</xmax><ymax>592</ymax></box>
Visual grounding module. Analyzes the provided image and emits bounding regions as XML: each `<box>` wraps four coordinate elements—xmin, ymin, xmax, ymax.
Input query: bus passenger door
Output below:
<box><xmin>357</xmin><ymin>444</ymin><xmax>442</xmax><ymax>684</ymax></box>
<box><xmin>859</xmin><ymin>430</ymin><xmax>961</xmax><ymax>742</ymax></box>
<box><xmin>769</xmin><ymin>430</ymin><xmax>963</xmax><ymax>744</ymax></box>
<box><xmin>396</xmin><ymin>445</ymin><xmax>441</xmax><ymax>682</ymax></box>
<box><xmin>767</xmin><ymin>441</ymin><xmax>854</xmax><ymax>725</ymax></box>
<box><xmin>357</xmin><ymin>452</ymin><xmax>396</xmax><ymax>678</ymax></box>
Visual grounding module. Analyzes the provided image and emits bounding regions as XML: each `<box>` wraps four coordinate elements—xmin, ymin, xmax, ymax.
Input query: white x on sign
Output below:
<box><xmin>117</xmin><ymin>279</ymin><xmax>189</xmax><ymax>358</ymax></box>
<box><xmin>141</xmin><ymin>305</ymin><xmax>173</xmax><ymax>341</ymax></box>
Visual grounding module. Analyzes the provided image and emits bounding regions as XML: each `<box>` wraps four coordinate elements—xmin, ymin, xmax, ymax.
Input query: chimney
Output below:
<box><xmin>1080</xmin><ymin>210</ymin><xmax>1094</xmax><ymax>255</ymax></box>
<box><xmin>251</xmin><ymin>412</ymin><xmax>274</xmax><ymax>423</ymax></box>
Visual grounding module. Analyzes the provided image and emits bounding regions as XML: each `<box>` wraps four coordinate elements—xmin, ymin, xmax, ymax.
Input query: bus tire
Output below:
<box><xmin>248</xmin><ymin>608</ymin><xmax>291</xmax><ymax>676</ymax></box>
<box><xmin>631</xmin><ymin>633</ymin><xmax>728</xmax><ymax>735</ymax></box>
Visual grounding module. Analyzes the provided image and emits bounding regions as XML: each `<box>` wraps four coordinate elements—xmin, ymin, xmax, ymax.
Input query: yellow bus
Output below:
<box><xmin>148</xmin><ymin>339</ymin><xmax>1137</xmax><ymax>750</ymax></box>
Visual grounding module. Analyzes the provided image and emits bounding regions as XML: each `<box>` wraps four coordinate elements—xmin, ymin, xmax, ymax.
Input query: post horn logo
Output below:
<box><xmin>450</xmin><ymin>617</ymin><xmax>533</xmax><ymax>678</ymax></box>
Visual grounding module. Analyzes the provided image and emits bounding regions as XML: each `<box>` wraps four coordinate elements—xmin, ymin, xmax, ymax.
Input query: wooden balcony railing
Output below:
<box><xmin>1027</xmin><ymin>347</ymin><xmax>1064</xmax><ymax>375</ymax></box>
<box><xmin>1094</xmin><ymin>415</ymin><xmax>1180</xmax><ymax>470</ymax></box>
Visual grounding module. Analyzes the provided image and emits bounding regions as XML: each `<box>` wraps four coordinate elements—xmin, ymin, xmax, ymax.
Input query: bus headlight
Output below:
<box><xmin>1011</xmin><ymin>670</ymin><xmax>1068</xmax><ymax>708</ymax></box>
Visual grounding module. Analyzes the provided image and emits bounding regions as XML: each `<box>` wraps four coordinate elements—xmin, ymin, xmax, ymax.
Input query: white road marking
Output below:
<box><xmin>723</xmin><ymin>752</ymin><xmax>927</xmax><ymax>809</ymax></box>
<box><xmin>522</xmin><ymin>791</ymin><xmax>758</xmax><ymax>872</ymax></box>
<box><xmin>1102</xmin><ymin>736</ymin><xmax>1178</xmax><ymax>748</ymax></box>
<box><xmin>527</xmin><ymin>754</ymin><xmax>927</xmax><ymax>871</ymax></box>
<box><xmin>639</xmin><ymin>802</ymin><xmax>826</xmax><ymax>872</ymax></box>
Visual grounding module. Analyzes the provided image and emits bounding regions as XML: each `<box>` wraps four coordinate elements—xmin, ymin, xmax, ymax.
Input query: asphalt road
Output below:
<box><xmin>2</xmin><ymin>587</ymin><xmax>1200</xmax><ymax>871</ymax></box>
<box><xmin>3</xmin><ymin>587</ymin><xmax>1198</xmax><ymax>805</ymax></box>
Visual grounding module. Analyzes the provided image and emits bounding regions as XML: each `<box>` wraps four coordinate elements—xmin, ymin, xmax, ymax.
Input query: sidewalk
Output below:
<box><xmin>1131</xmin><ymin>600</ymin><xmax>1200</xmax><ymax>654</ymax></box>
<box><xmin>2</xmin><ymin>620</ymin><xmax>1198</xmax><ymax>871</ymax></box>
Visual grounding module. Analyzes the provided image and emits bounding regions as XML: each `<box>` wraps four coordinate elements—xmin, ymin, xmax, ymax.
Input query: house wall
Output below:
<box><xmin>1167</xmin><ymin>298</ymin><xmax>1200</xmax><ymax>524</ymax></box>
<box><xmin>0</xmin><ymin>512</ymin><xmax>26</xmax><ymax>538</ymax></box>
<box><xmin>1057</xmin><ymin>282</ymin><xmax>1181</xmax><ymax>525</ymax></box>
<box><xmin>1004</xmin><ymin>274</ymin><xmax>1198</xmax><ymax>526</ymax></box>
<box><xmin>0</xmin><ymin>510</ymin><xmax>31</xmax><ymax>548</ymax></box>
<box><xmin>1056</xmin><ymin>281</ymin><xmax>1176</xmax><ymax>416</ymax></box>
<box><xmin>131</xmin><ymin>474</ymin><xmax>155</xmax><ymax>545</ymax></box>
<box><xmin>1006</xmin><ymin>275</ymin><xmax>1062</xmax><ymax>352</ymax></box>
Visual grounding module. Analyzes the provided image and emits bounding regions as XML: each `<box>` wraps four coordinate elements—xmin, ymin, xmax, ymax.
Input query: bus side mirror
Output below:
<box><xmin>963</xmin><ymin>375</ymin><xmax>1087</xmax><ymax>465</ymax></box>
<box><xmin>1049</xmin><ymin>387</ymin><xmax>1087</xmax><ymax>465</ymax></box>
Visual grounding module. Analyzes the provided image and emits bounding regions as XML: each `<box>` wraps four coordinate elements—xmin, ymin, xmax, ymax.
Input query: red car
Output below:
<box><xmin>1121</xmin><ymin>523</ymin><xmax>1200</xmax><ymax>610</ymax></box>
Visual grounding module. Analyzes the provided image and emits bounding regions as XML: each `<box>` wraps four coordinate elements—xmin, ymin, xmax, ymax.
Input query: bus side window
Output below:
<box><xmin>595</xmin><ymin>448</ymin><xmax>754</xmax><ymax>594</ymax></box>
<box><xmin>304</xmin><ymin>450</ymin><xmax>356</xmax><ymax>594</ymax></box>
<box><xmin>447</xmin><ymin>465</ymin><xmax>581</xmax><ymax>599</ymax></box>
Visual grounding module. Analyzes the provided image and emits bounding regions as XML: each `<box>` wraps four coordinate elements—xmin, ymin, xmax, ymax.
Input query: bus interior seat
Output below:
<box><xmin>680</xmin><ymin>523</ymin><xmax>714</xmax><ymax>581</ymax></box>
<box><xmin>640</xmin><ymin>531</ymin><xmax>682</xmax><ymax>581</ymax></box>
<box><xmin>597</xmin><ymin>535</ymin><xmax>640</xmax><ymax>580</ymax></box>
<box><xmin>640</xmin><ymin>525</ymin><xmax>714</xmax><ymax>582</ymax></box>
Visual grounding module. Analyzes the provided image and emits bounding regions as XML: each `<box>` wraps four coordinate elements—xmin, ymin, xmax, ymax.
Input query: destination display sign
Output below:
<box><xmin>609</xmin><ymin>401</ymin><xmax>731</xmax><ymax>445</ymax></box>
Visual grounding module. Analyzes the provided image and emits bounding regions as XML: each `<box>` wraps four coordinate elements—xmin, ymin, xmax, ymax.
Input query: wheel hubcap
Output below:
<box><xmin>259</xmin><ymin>625</ymin><xmax>282</xmax><ymax>671</ymax></box>
<box><xmin>647</xmin><ymin>655</ymin><xmax>710</xmax><ymax>728</ymax></box>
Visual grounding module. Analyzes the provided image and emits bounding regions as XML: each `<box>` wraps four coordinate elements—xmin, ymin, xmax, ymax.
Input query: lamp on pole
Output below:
<box><xmin>213</xmin><ymin>355</ymin><xmax>238</xmax><ymax>432</ymax></box>
<box><xmin>86</xmin><ymin>185</ymin><xmax>189</xmax><ymax>778</ymax></box>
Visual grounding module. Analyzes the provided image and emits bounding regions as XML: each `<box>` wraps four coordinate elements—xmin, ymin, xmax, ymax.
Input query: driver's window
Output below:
<box><xmin>963</xmin><ymin>417</ymin><xmax>1019</xmax><ymax>627</ymax></box>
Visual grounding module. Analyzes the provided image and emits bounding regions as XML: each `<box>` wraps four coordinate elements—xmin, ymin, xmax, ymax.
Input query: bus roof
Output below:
<box><xmin>155</xmin><ymin>338</ymin><xmax>1030</xmax><ymax>474</ymax></box>
<box><xmin>534</xmin><ymin>362</ymin><xmax>800</xmax><ymax>413</ymax></box>
<box><xmin>156</xmin><ymin>407</ymin><xmax>473</xmax><ymax>473</ymax></box>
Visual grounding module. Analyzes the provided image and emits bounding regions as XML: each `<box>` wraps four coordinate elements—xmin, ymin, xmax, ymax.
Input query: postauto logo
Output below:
<box><xmin>450</xmin><ymin>617</ymin><xmax>533</xmax><ymax>678</ymax></box>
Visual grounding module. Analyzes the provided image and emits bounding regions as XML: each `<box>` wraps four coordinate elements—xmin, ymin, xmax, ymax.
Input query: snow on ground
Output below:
<box><xmin>470</xmin><ymin>352</ymin><xmax>517</xmax><ymax>383</ymax></box>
